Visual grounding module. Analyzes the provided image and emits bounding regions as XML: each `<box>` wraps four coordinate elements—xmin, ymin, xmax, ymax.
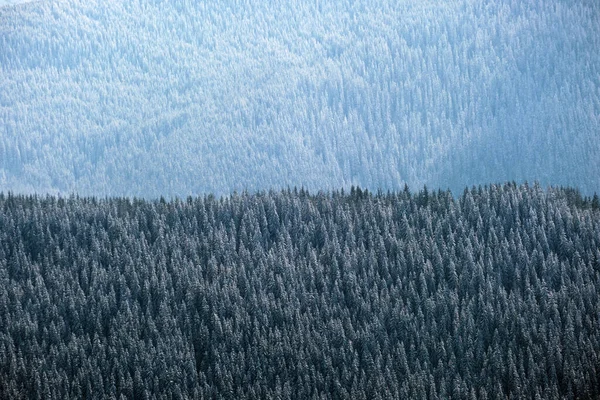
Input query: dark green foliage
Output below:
<box><xmin>0</xmin><ymin>183</ymin><xmax>599</xmax><ymax>398</ymax></box>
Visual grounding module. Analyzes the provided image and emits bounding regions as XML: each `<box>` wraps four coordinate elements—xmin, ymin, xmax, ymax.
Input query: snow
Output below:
<box><xmin>0</xmin><ymin>0</ymin><xmax>37</xmax><ymax>7</ymax></box>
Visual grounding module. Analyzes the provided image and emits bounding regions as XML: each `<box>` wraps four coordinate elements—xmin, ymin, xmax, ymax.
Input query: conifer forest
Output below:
<box><xmin>1</xmin><ymin>184</ymin><xmax>599</xmax><ymax>398</ymax></box>
<box><xmin>1</xmin><ymin>0</ymin><xmax>600</xmax><ymax>398</ymax></box>
<box><xmin>1</xmin><ymin>0</ymin><xmax>599</xmax><ymax>196</ymax></box>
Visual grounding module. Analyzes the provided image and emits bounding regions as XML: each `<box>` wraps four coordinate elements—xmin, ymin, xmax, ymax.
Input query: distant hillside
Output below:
<box><xmin>0</xmin><ymin>0</ymin><xmax>36</xmax><ymax>7</ymax></box>
<box><xmin>1</xmin><ymin>184</ymin><xmax>599</xmax><ymax>398</ymax></box>
<box><xmin>1</xmin><ymin>0</ymin><xmax>599</xmax><ymax>197</ymax></box>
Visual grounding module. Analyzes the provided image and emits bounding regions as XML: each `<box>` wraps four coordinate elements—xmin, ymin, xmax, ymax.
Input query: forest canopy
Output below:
<box><xmin>1</xmin><ymin>0</ymin><xmax>599</xmax><ymax>196</ymax></box>
<box><xmin>2</xmin><ymin>1</ymin><xmax>600</xmax><ymax>397</ymax></box>
<box><xmin>1</xmin><ymin>183</ymin><xmax>599</xmax><ymax>398</ymax></box>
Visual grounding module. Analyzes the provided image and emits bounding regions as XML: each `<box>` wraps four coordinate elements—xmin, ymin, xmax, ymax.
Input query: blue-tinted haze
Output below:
<box><xmin>1</xmin><ymin>0</ymin><xmax>599</xmax><ymax>197</ymax></box>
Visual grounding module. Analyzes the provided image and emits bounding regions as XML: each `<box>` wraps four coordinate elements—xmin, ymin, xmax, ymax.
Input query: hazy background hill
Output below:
<box><xmin>1</xmin><ymin>0</ymin><xmax>599</xmax><ymax>197</ymax></box>
<box><xmin>0</xmin><ymin>0</ymin><xmax>35</xmax><ymax>7</ymax></box>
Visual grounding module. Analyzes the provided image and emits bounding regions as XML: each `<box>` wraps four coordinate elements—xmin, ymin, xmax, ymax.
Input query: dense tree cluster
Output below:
<box><xmin>1</xmin><ymin>0</ymin><xmax>599</xmax><ymax>196</ymax></box>
<box><xmin>0</xmin><ymin>183</ymin><xmax>599</xmax><ymax>398</ymax></box>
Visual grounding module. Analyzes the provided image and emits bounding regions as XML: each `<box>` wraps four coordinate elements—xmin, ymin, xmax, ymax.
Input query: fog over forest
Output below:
<box><xmin>1</xmin><ymin>0</ymin><xmax>599</xmax><ymax>197</ymax></box>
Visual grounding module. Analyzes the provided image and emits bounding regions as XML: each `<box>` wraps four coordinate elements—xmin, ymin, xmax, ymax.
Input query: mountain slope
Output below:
<box><xmin>1</xmin><ymin>0</ymin><xmax>599</xmax><ymax>196</ymax></box>
<box><xmin>0</xmin><ymin>0</ymin><xmax>36</xmax><ymax>7</ymax></box>
<box><xmin>1</xmin><ymin>184</ymin><xmax>599</xmax><ymax>398</ymax></box>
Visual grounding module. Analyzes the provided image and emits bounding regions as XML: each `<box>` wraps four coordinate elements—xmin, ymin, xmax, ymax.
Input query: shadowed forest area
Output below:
<box><xmin>1</xmin><ymin>183</ymin><xmax>599</xmax><ymax>398</ymax></box>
